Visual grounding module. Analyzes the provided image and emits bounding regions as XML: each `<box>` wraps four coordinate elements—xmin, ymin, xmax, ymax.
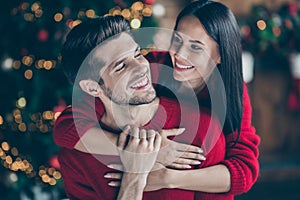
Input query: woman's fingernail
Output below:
<box><xmin>108</xmin><ymin>182</ymin><xmax>115</xmax><ymax>186</ymax></box>
<box><xmin>107</xmin><ymin>164</ymin><xmax>114</xmax><ymax>169</ymax></box>
<box><xmin>194</xmin><ymin>161</ymin><xmax>201</xmax><ymax>165</ymax></box>
<box><xmin>104</xmin><ymin>174</ymin><xmax>111</xmax><ymax>178</ymax></box>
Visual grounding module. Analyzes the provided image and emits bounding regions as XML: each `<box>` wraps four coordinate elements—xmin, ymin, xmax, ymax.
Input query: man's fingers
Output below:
<box><xmin>117</xmin><ymin>125</ymin><xmax>130</xmax><ymax>149</ymax></box>
<box><xmin>159</xmin><ymin>128</ymin><xmax>185</xmax><ymax>137</ymax></box>
<box><xmin>153</xmin><ymin>133</ymin><xmax>162</xmax><ymax>151</ymax></box>
<box><xmin>147</xmin><ymin>130</ymin><xmax>156</xmax><ymax>144</ymax></box>
<box><xmin>131</xmin><ymin>126</ymin><xmax>140</xmax><ymax>139</ymax></box>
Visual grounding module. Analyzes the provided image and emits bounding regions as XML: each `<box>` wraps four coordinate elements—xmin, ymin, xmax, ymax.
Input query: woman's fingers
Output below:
<box><xmin>176</xmin><ymin>142</ymin><xmax>203</xmax><ymax>153</ymax></box>
<box><xmin>179</xmin><ymin>151</ymin><xmax>206</xmax><ymax>161</ymax></box>
<box><xmin>107</xmin><ymin>163</ymin><xmax>124</xmax><ymax>171</ymax></box>
<box><xmin>104</xmin><ymin>173</ymin><xmax>122</xmax><ymax>179</ymax></box>
<box><xmin>167</xmin><ymin>163</ymin><xmax>192</xmax><ymax>169</ymax></box>
<box><xmin>174</xmin><ymin>157</ymin><xmax>201</xmax><ymax>165</ymax></box>
<box><xmin>108</xmin><ymin>181</ymin><xmax>121</xmax><ymax>187</ymax></box>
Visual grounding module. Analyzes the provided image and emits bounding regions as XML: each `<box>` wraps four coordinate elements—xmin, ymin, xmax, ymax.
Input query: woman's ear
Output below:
<box><xmin>79</xmin><ymin>80</ymin><xmax>102</xmax><ymax>97</ymax></box>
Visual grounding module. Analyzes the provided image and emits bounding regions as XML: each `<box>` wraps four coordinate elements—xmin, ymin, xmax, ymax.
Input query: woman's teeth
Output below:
<box><xmin>176</xmin><ymin>63</ymin><xmax>193</xmax><ymax>69</ymax></box>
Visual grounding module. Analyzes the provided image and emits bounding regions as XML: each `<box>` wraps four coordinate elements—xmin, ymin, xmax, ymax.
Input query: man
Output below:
<box><xmin>55</xmin><ymin>15</ymin><xmax>224</xmax><ymax>199</ymax></box>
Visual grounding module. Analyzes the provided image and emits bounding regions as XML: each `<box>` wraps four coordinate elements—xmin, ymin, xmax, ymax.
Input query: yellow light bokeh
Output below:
<box><xmin>18</xmin><ymin>123</ymin><xmax>27</xmax><ymax>132</ymax></box>
<box><xmin>53</xmin><ymin>171</ymin><xmax>62</xmax><ymax>179</ymax></box>
<box><xmin>6</xmin><ymin>156</ymin><xmax>13</xmax><ymax>164</ymax></box>
<box><xmin>142</xmin><ymin>6</ymin><xmax>152</xmax><ymax>17</ymax></box>
<box><xmin>130</xmin><ymin>18</ymin><xmax>141</xmax><ymax>29</ymax></box>
<box><xmin>70</xmin><ymin>20</ymin><xmax>82</xmax><ymax>29</ymax></box>
<box><xmin>121</xmin><ymin>9</ymin><xmax>131</xmax><ymax>19</ymax></box>
<box><xmin>0</xmin><ymin>115</ymin><xmax>3</xmax><ymax>125</ymax></box>
<box><xmin>31</xmin><ymin>3</ymin><xmax>40</xmax><ymax>12</ymax></box>
<box><xmin>54</xmin><ymin>112</ymin><xmax>62</xmax><ymax>120</ymax></box>
<box><xmin>272</xmin><ymin>27</ymin><xmax>281</xmax><ymax>37</ymax></box>
<box><xmin>22</xmin><ymin>56</ymin><xmax>33</xmax><ymax>66</ymax></box>
<box><xmin>54</xmin><ymin>13</ymin><xmax>63</xmax><ymax>22</ymax></box>
<box><xmin>43</xmin><ymin>60</ymin><xmax>53</xmax><ymax>70</ymax></box>
<box><xmin>257</xmin><ymin>20</ymin><xmax>267</xmax><ymax>30</ymax></box>
<box><xmin>132</xmin><ymin>1</ymin><xmax>144</xmax><ymax>11</ymax></box>
<box><xmin>13</xmin><ymin>60</ymin><xmax>21</xmax><ymax>70</ymax></box>
<box><xmin>11</xmin><ymin>147</ymin><xmax>18</xmax><ymax>156</ymax></box>
<box><xmin>86</xmin><ymin>9</ymin><xmax>95</xmax><ymax>18</ymax></box>
<box><xmin>1</xmin><ymin>142</ymin><xmax>10</xmax><ymax>151</ymax></box>
<box><xmin>17</xmin><ymin>97</ymin><xmax>26</xmax><ymax>108</ymax></box>
<box><xmin>24</xmin><ymin>69</ymin><xmax>33</xmax><ymax>80</ymax></box>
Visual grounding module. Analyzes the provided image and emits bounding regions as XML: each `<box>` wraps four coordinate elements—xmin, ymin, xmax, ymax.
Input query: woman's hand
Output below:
<box><xmin>157</xmin><ymin>128</ymin><xmax>206</xmax><ymax>169</ymax></box>
<box><xmin>105</xmin><ymin>163</ymin><xmax>170</xmax><ymax>191</ymax></box>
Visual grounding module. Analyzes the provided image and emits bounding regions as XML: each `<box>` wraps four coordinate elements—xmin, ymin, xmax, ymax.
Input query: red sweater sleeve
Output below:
<box><xmin>53</xmin><ymin>95</ymin><xmax>104</xmax><ymax>149</ymax></box>
<box><xmin>220</xmin><ymin>83</ymin><xmax>260</xmax><ymax>195</ymax></box>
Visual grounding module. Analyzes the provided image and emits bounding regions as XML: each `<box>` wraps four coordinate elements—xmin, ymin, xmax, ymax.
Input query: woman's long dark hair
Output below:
<box><xmin>174</xmin><ymin>0</ymin><xmax>244</xmax><ymax>137</ymax></box>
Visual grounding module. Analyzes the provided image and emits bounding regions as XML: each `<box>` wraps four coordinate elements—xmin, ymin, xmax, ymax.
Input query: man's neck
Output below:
<box><xmin>100</xmin><ymin>97</ymin><xmax>160</xmax><ymax>131</ymax></box>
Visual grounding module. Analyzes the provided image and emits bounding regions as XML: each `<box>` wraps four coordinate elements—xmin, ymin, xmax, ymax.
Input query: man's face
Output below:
<box><xmin>92</xmin><ymin>33</ymin><xmax>156</xmax><ymax>105</ymax></box>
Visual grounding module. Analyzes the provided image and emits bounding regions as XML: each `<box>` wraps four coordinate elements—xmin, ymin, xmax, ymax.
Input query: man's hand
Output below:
<box><xmin>157</xmin><ymin>128</ymin><xmax>206</xmax><ymax>169</ymax></box>
<box><xmin>117</xmin><ymin>126</ymin><xmax>162</xmax><ymax>173</ymax></box>
<box><xmin>116</xmin><ymin>126</ymin><xmax>162</xmax><ymax>200</ymax></box>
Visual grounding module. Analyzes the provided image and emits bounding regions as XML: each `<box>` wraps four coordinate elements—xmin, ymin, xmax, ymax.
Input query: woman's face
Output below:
<box><xmin>170</xmin><ymin>15</ymin><xmax>220</xmax><ymax>90</ymax></box>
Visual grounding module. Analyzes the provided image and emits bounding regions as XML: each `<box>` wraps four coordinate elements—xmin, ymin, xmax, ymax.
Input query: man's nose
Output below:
<box><xmin>128</xmin><ymin>57</ymin><xmax>149</xmax><ymax>74</ymax></box>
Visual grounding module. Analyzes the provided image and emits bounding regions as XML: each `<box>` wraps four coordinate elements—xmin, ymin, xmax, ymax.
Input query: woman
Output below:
<box><xmin>54</xmin><ymin>0</ymin><xmax>260</xmax><ymax>199</ymax></box>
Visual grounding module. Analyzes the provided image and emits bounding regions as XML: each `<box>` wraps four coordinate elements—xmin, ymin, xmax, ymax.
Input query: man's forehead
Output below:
<box><xmin>92</xmin><ymin>32</ymin><xmax>137</xmax><ymax>63</ymax></box>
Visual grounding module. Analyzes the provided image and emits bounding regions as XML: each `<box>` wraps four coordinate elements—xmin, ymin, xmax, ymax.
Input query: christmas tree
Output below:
<box><xmin>0</xmin><ymin>0</ymin><xmax>157</xmax><ymax>199</ymax></box>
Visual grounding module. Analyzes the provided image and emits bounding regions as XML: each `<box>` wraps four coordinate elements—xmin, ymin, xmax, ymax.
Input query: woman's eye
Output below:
<box><xmin>115</xmin><ymin>63</ymin><xmax>126</xmax><ymax>72</ymax></box>
<box><xmin>191</xmin><ymin>44</ymin><xmax>202</xmax><ymax>50</ymax></box>
<box><xmin>172</xmin><ymin>35</ymin><xmax>182</xmax><ymax>44</ymax></box>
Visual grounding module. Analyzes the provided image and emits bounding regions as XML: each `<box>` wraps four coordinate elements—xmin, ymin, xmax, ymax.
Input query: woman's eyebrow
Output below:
<box><xmin>189</xmin><ymin>39</ymin><xmax>205</xmax><ymax>45</ymax></box>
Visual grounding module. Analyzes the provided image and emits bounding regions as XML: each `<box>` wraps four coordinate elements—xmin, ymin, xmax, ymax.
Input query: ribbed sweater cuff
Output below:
<box><xmin>220</xmin><ymin>160</ymin><xmax>246</xmax><ymax>195</ymax></box>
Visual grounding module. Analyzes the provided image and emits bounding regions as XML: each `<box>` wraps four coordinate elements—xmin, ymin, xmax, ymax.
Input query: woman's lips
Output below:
<box><xmin>174</xmin><ymin>62</ymin><xmax>194</xmax><ymax>71</ymax></box>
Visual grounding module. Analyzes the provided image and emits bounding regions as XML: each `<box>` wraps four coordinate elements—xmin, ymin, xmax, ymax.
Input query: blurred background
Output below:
<box><xmin>0</xmin><ymin>0</ymin><xmax>299</xmax><ymax>199</ymax></box>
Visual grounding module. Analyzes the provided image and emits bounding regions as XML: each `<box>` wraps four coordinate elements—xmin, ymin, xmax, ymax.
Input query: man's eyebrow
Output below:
<box><xmin>113</xmin><ymin>45</ymin><xmax>140</xmax><ymax>69</ymax></box>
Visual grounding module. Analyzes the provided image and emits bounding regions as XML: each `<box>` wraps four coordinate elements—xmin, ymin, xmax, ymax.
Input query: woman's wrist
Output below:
<box><xmin>164</xmin><ymin>168</ymin><xmax>180</xmax><ymax>189</ymax></box>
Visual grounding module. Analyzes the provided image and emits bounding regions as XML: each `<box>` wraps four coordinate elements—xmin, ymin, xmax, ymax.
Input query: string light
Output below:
<box><xmin>2</xmin><ymin>57</ymin><xmax>13</xmax><ymax>70</ymax></box>
<box><xmin>153</xmin><ymin>3</ymin><xmax>165</xmax><ymax>17</ymax></box>
<box><xmin>13</xmin><ymin>60</ymin><xmax>21</xmax><ymax>70</ymax></box>
<box><xmin>86</xmin><ymin>9</ymin><xmax>95</xmax><ymax>18</ymax></box>
<box><xmin>54</xmin><ymin>13</ymin><xmax>63</xmax><ymax>22</ymax></box>
<box><xmin>24</xmin><ymin>69</ymin><xmax>33</xmax><ymax>80</ymax></box>
<box><xmin>130</xmin><ymin>18</ymin><xmax>141</xmax><ymax>29</ymax></box>
<box><xmin>257</xmin><ymin>20</ymin><xmax>267</xmax><ymax>30</ymax></box>
<box><xmin>16</xmin><ymin>97</ymin><xmax>26</xmax><ymax>108</ymax></box>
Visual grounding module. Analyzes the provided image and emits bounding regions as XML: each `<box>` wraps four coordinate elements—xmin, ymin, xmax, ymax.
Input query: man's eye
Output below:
<box><xmin>115</xmin><ymin>63</ymin><xmax>126</xmax><ymax>72</ymax></box>
<box><xmin>134</xmin><ymin>52</ymin><xmax>141</xmax><ymax>58</ymax></box>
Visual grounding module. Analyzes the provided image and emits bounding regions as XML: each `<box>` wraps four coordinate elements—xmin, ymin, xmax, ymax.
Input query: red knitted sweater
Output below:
<box><xmin>54</xmin><ymin>51</ymin><xmax>260</xmax><ymax>200</ymax></box>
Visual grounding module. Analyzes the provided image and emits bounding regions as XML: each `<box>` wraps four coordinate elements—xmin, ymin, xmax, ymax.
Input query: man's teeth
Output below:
<box><xmin>131</xmin><ymin>77</ymin><xmax>148</xmax><ymax>88</ymax></box>
<box><xmin>176</xmin><ymin>63</ymin><xmax>193</xmax><ymax>69</ymax></box>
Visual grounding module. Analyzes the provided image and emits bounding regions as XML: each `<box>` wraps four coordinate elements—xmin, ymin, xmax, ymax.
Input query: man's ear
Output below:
<box><xmin>79</xmin><ymin>80</ymin><xmax>102</xmax><ymax>97</ymax></box>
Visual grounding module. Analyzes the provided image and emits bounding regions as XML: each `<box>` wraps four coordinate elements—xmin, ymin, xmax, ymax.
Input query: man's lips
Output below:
<box><xmin>129</xmin><ymin>75</ymin><xmax>150</xmax><ymax>90</ymax></box>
